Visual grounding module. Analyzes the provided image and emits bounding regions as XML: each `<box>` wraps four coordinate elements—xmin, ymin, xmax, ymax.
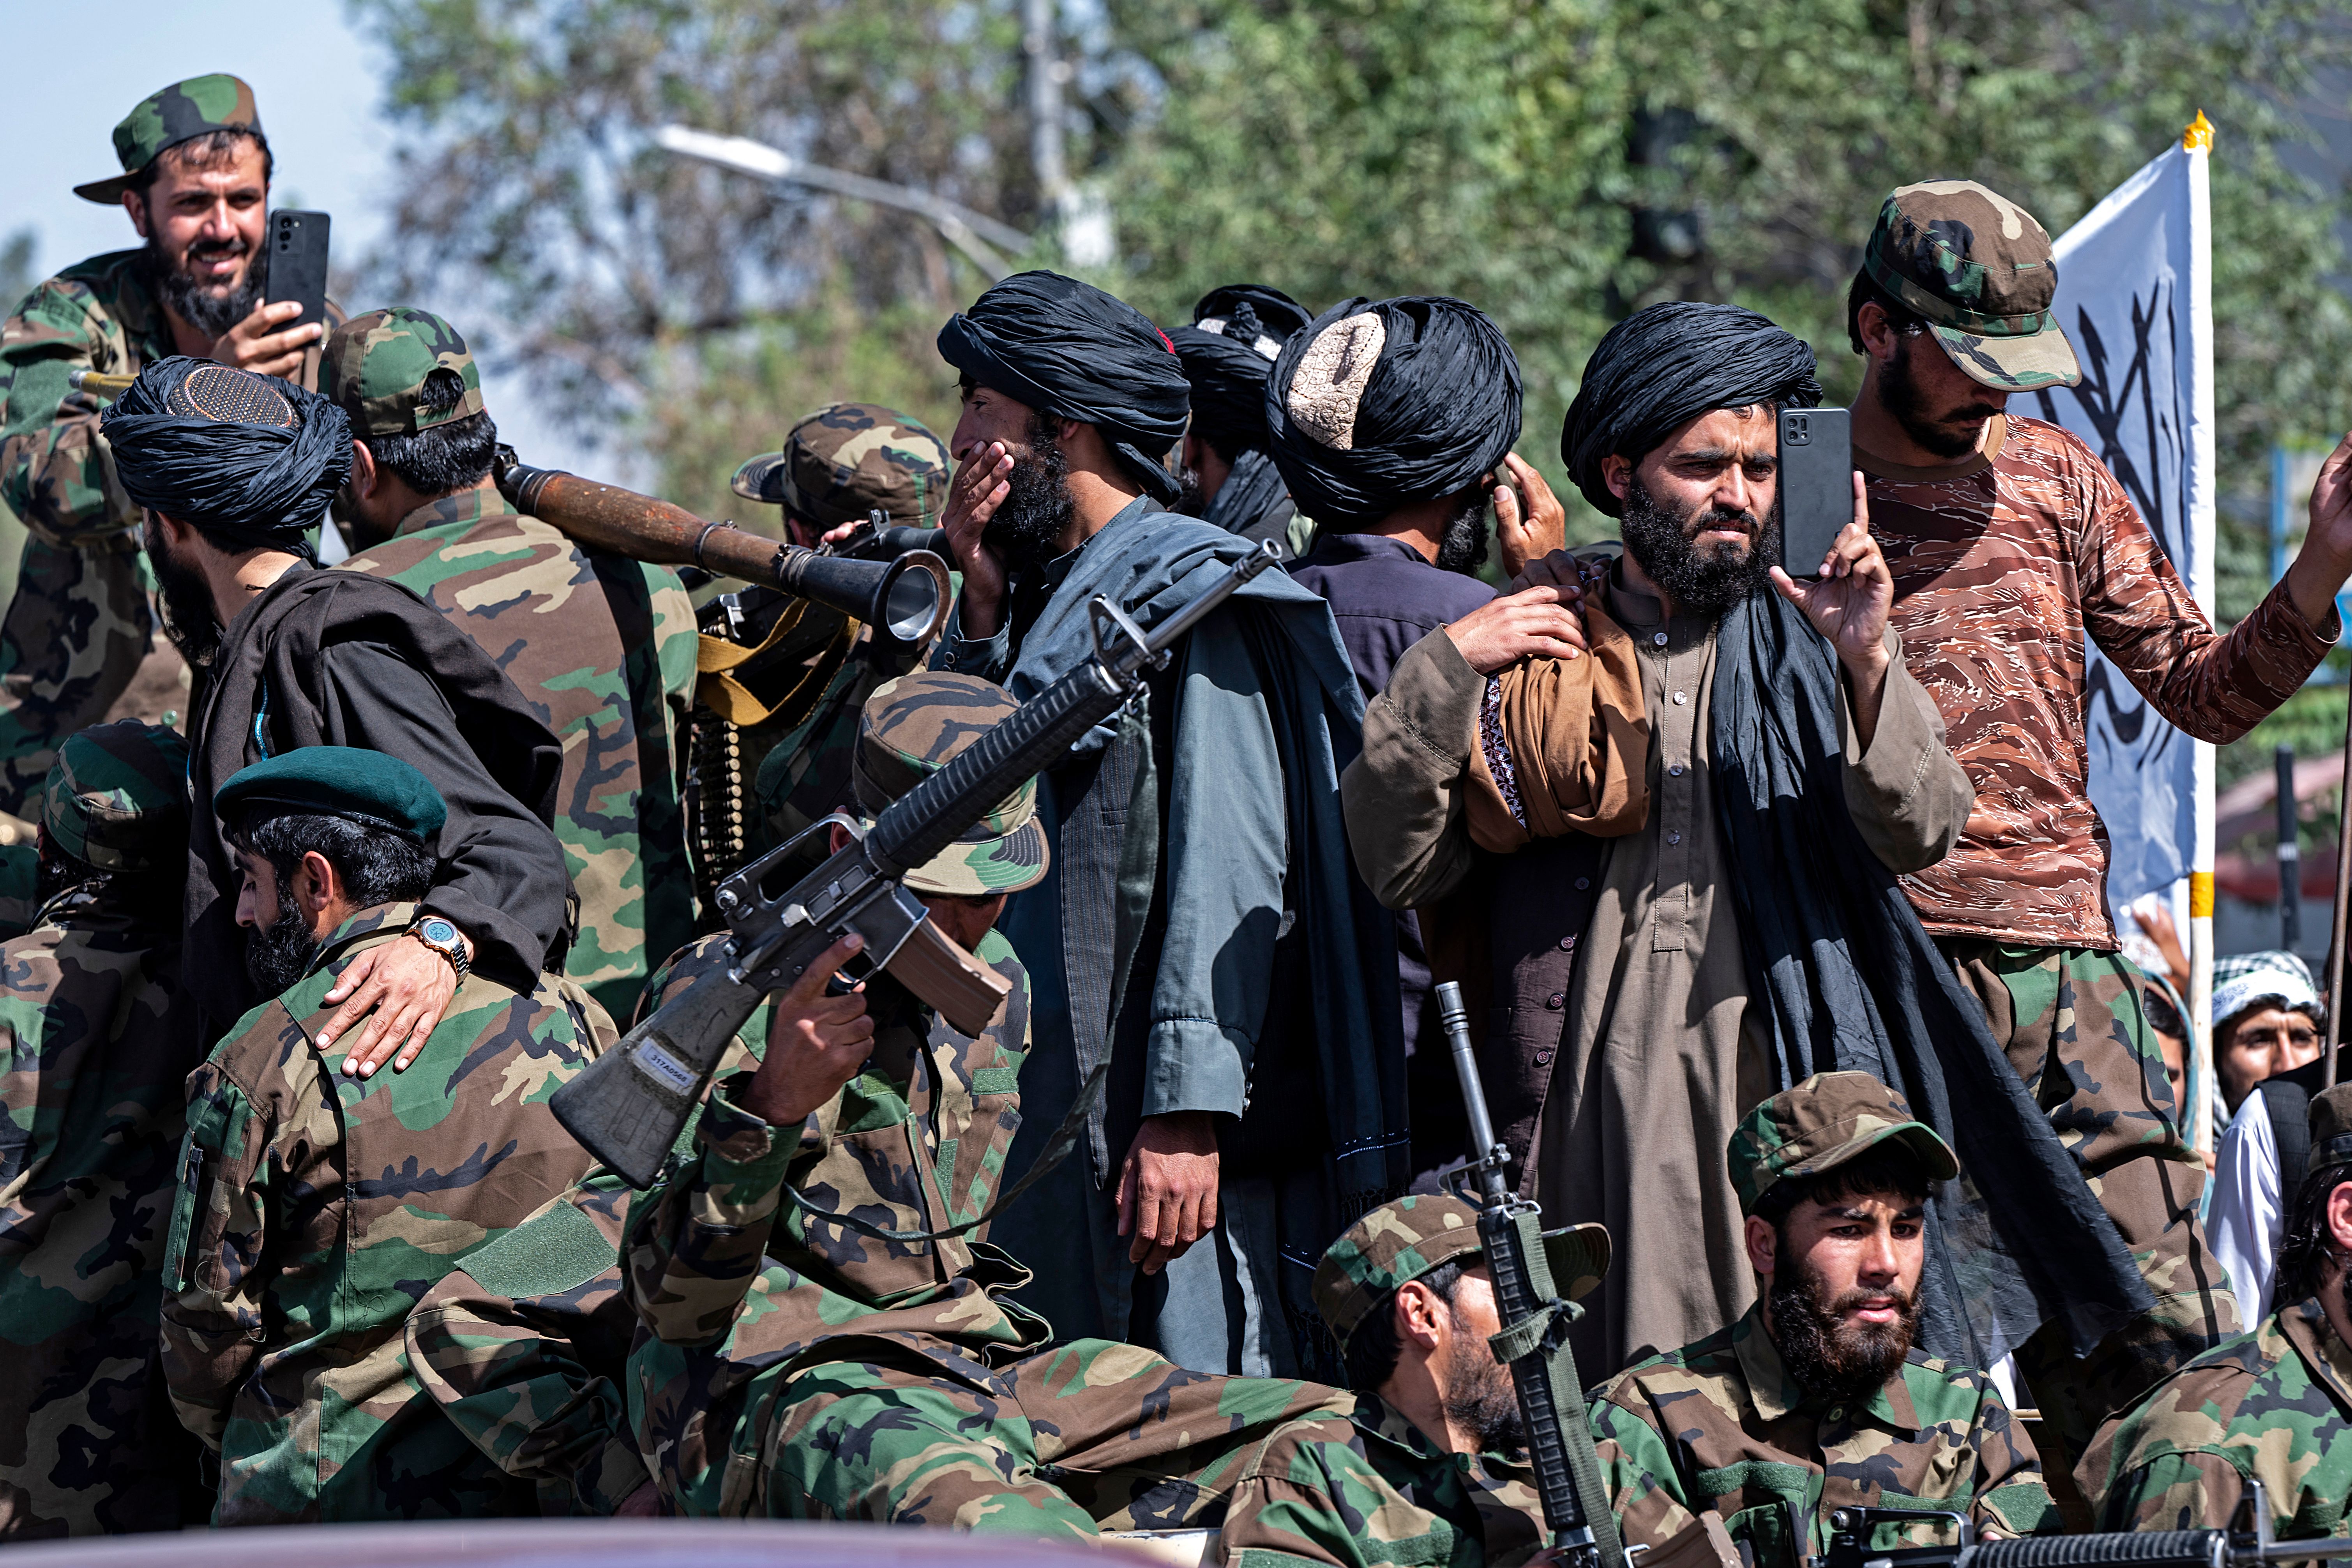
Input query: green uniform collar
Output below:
<box><xmin>2280</xmin><ymin>1297</ymin><xmax>2352</xmax><ymax>1416</ymax></box>
<box><xmin>392</xmin><ymin>485</ymin><xmax>523</xmax><ymax>540</ymax></box>
<box><xmin>303</xmin><ymin>901</ymin><xmax>421</xmax><ymax>982</ymax></box>
<box><xmin>1734</xmin><ymin>1305</ymin><xmax>1920</xmax><ymax>1433</ymax></box>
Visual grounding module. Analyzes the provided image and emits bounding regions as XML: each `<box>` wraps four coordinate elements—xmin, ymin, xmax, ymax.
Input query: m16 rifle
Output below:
<box><xmin>1810</xmin><ymin>1483</ymin><xmax>2352</xmax><ymax>1568</ymax></box>
<box><xmin>554</xmin><ymin>541</ymin><xmax>1283</xmax><ymax>1187</ymax></box>
<box><xmin>1435</xmin><ymin>980</ymin><xmax>1625</xmax><ymax>1568</ymax></box>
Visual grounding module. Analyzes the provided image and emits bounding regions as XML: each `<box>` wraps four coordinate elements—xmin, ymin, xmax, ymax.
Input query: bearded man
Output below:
<box><xmin>1345</xmin><ymin>302</ymin><xmax>2041</xmax><ymax>1379</ymax></box>
<box><xmin>1166</xmin><ymin>283</ymin><xmax>1315</xmax><ymax>556</ymax></box>
<box><xmin>929</xmin><ymin>270</ymin><xmax>1404</xmax><ymax>1379</ymax></box>
<box><xmin>1592</xmin><ymin>1073</ymin><xmax>2059</xmax><ymax>1568</ymax></box>
<box><xmin>1847</xmin><ymin>180</ymin><xmax>2352</xmax><ymax>1462</ymax></box>
<box><xmin>2081</xmin><ymin>1082</ymin><xmax>2352</xmax><ymax>1536</ymax></box>
<box><xmin>99</xmin><ymin>357</ymin><xmax>569</xmax><ymax>1067</ymax></box>
<box><xmin>0</xmin><ymin>76</ymin><xmax>338</xmax><ymax>823</ymax></box>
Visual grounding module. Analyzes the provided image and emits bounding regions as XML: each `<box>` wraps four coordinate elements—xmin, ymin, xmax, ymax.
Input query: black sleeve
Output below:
<box><xmin>314</xmin><ymin>641</ymin><xmax>570</xmax><ymax>987</ymax></box>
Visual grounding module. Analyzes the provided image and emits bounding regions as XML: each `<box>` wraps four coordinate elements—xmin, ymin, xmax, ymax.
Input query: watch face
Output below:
<box><xmin>420</xmin><ymin>918</ymin><xmax>459</xmax><ymax>947</ymax></box>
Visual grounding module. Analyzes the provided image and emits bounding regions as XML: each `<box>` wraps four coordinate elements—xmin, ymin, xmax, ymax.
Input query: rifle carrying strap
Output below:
<box><xmin>1490</xmin><ymin>1208</ymin><xmax>1626</xmax><ymax>1568</ymax></box>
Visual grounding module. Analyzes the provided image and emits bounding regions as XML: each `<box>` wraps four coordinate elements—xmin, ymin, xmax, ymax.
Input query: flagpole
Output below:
<box><xmin>2184</xmin><ymin>112</ymin><xmax>2219</xmax><ymax>1153</ymax></box>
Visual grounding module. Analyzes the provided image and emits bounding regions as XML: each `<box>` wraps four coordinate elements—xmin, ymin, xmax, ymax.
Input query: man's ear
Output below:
<box><xmin>1602</xmin><ymin>452</ymin><xmax>1633</xmax><ymax>506</ymax></box>
<box><xmin>295</xmin><ymin>849</ymin><xmax>341</xmax><ymax>922</ymax></box>
<box><xmin>2327</xmin><ymin>1180</ymin><xmax>2352</xmax><ymax>1255</ymax></box>
<box><xmin>1856</xmin><ymin>301</ymin><xmax>1901</xmax><ymax>367</ymax></box>
<box><xmin>1393</xmin><ymin>1279</ymin><xmax>1449</xmax><ymax>1354</ymax></box>
<box><xmin>1743</xmin><ymin>1212</ymin><xmax>1778</xmax><ymax>1282</ymax></box>
<box><xmin>347</xmin><ymin>439</ymin><xmax>379</xmax><ymax>500</ymax></box>
<box><xmin>122</xmin><ymin>189</ymin><xmax>150</xmax><ymax>240</ymax></box>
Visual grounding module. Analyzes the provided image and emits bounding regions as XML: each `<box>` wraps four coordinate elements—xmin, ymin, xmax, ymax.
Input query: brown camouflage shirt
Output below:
<box><xmin>1591</xmin><ymin>1306</ymin><xmax>2057</xmax><ymax>1568</ymax></box>
<box><xmin>1865</xmin><ymin>415</ymin><xmax>2335</xmax><ymax>948</ymax></box>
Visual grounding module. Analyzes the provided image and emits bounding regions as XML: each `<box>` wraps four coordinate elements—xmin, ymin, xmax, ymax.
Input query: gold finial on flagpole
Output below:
<box><xmin>2184</xmin><ymin>111</ymin><xmax>2215</xmax><ymax>151</ymax></box>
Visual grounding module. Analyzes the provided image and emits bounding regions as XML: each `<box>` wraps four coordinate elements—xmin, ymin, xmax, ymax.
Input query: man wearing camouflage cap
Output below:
<box><xmin>163</xmin><ymin>746</ymin><xmax>605</xmax><ymax>1524</ymax></box>
<box><xmin>0</xmin><ymin>722</ymin><xmax>203</xmax><ymax>1536</ymax></box>
<box><xmin>1591</xmin><ymin>1072</ymin><xmax>2057</xmax><ymax>1567</ymax></box>
<box><xmin>333</xmin><ymin>307</ymin><xmax>697</xmax><ymax>1020</ymax></box>
<box><xmin>627</xmin><ymin>670</ymin><xmax>1346</xmax><ymax>1528</ymax></box>
<box><xmin>712</xmin><ymin>402</ymin><xmax>955</xmax><ymax>864</ymax></box>
<box><xmin>1848</xmin><ymin>179</ymin><xmax>2352</xmax><ymax>1454</ymax></box>
<box><xmin>0</xmin><ymin>74</ymin><xmax>340</xmax><ymax>824</ymax></box>
<box><xmin>2082</xmin><ymin>1081</ymin><xmax>2352</xmax><ymax>1538</ymax></box>
<box><xmin>1212</xmin><ymin>1193</ymin><xmax>1609</xmax><ymax>1565</ymax></box>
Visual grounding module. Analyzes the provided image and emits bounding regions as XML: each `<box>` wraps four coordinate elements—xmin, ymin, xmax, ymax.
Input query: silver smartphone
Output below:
<box><xmin>1777</xmin><ymin>407</ymin><xmax>1852</xmax><ymax>578</ymax></box>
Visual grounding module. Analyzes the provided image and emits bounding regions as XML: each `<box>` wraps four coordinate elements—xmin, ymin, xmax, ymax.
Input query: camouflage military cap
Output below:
<box><xmin>1727</xmin><ymin>1070</ymin><xmax>1959</xmax><ymax>1217</ymax></box>
<box><xmin>731</xmin><ymin>404</ymin><xmax>952</xmax><ymax>530</ymax></box>
<box><xmin>1313</xmin><ymin>1194</ymin><xmax>1610</xmax><ymax>1350</ymax></box>
<box><xmin>851</xmin><ymin>673</ymin><xmax>1048</xmax><ymax>898</ymax></box>
<box><xmin>1863</xmin><ymin>180</ymin><xmax>2082</xmax><ymax>392</ymax></box>
<box><xmin>322</xmin><ymin>308</ymin><xmax>486</xmax><ymax>438</ymax></box>
<box><xmin>76</xmin><ymin>74</ymin><xmax>265</xmax><ymax>205</ymax></box>
<box><xmin>41</xmin><ymin>720</ymin><xmax>191</xmax><ymax>874</ymax></box>
<box><xmin>2310</xmin><ymin>1084</ymin><xmax>2352</xmax><ymax>1179</ymax></box>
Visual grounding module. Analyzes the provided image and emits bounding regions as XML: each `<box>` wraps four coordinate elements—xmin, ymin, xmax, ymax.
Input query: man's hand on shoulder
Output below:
<box><xmin>1119</xmin><ymin>1110</ymin><xmax>1220</xmax><ymax>1274</ymax></box>
<box><xmin>318</xmin><ymin>923</ymin><xmax>472</xmax><ymax>1078</ymax></box>
<box><xmin>1445</xmin><ymin>582</ymin><xmax>1588</xmax><ymax>675</ymax></box>
<box><xmin>206</xmin><ymin>298</ymin><xmax>323</xmax><ymax>382</ymax></box>
<box><xmin>1493</xmin><ymin>454</ymin><xmax>1567</xmax><ymax>582</ymax></box>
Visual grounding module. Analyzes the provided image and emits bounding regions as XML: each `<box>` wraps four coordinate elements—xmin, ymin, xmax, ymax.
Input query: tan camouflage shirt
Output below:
<box><xmin>1865</xmin><ymin>415</ymin><xmax>2335</xmax><ymax>948</ymax></box>
<box><xmin>1591</xmin><ymin>1306</ymin><xmax>2057</xmax><ymax>1568</ymax></box>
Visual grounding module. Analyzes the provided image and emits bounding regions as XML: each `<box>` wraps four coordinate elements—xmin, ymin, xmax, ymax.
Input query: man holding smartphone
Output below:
<box><xmin>0</xmin><ymin>74</ymin><xmax>338</xmax><ymax>824</ymax></box>
<box><xmin>1847</xmin><ymin>179</ymin><xmax>2352</xmax><ymax>1462</ymax></box>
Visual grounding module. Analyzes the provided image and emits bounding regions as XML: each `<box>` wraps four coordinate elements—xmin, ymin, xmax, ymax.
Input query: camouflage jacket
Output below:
<box><xmin>159</xmin><ymin>902</ymin><xmax>608</xmax><ymax>1525</ymax></box>
<box><xmin>2080</xmin><ymin>1297</ymin><xmax>2352</xmax><ymax>1536</ymax></box>
<box><xmin>406</xmin><ymin>1172</ymin><xmax>647</xmax><ymax>1516</ymax></box>
<box><xmin>1219</xmin><ymin>1391</ymin><xmax>1545</xmax><ymax>1567</ymax></box>
<box><xmin>0</xmin><ymin>891</ymin><xmax>199</xmax><ymax>1537</ymax></box>
<box><xmin>1591</xmin><ymin>1308</ymin><xmax>2058</xmax><ymax>1568</ymax></box>
<box><xmin>625</xmin><ymin>927</ymin><xmax>1044</xmax><ymax>1504</ymax></box>
<box><xmin>344</xmin><ymin>489</ymin><xmax>697</xmax><ymax>1020</ymax></box>
<box><xmin>0</xmin><ymin>251</ymin><xmax>172</xmax><ymax>550</ymax></box>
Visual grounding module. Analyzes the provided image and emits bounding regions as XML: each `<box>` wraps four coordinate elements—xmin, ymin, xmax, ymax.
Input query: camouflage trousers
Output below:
<box><xmin>0</xmin><ymin>531</ymin><xmax>150</xmax><ymax>823</ymax></box>
<box><xmin>1942</xmin><ymin>941</ymin><xmax>2237</xmax><ymax>1464</ymax></box>
<box><xmin>670</xmin><ymin>1331</ymin><xmax>1346</xmax><ymax>1534</ymax></box>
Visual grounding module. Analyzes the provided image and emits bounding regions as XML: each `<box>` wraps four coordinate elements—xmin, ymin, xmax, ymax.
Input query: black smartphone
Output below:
<box><xmin>1776</xmin><ymin>407</ymin><xmax>1852</xmax><ymax>578</ymax></box>
<box><xmin>265</xmin><ymin>209</ymin><xmax>332</xmax><ymax>338</ymax></box>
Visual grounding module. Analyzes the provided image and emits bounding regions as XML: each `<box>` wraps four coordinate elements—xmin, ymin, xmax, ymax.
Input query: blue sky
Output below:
<box><xmin>3</xmin><ymin>0</ymin><xmax>592</xmax><ymax>468</ymax></box>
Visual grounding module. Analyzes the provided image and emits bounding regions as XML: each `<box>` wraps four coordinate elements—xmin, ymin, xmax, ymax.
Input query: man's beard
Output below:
<box><xmin>144</xmin><ymin>230</ymin><xmax>266</xmax><ymax>342</ymax></box>
<box><xmin>1441</xmin><ymin>1312</ymin><xmax>1526</xmax><ymax>1452</ymax></box>
<box><xmin>1618</xmin><ymin>471</ymin><xmax>1778</xmax><ymax>618</ymax></box>
<box><xmin>1874</xmin><ymin>335</ymin><xmax>2005</xmax><ymax>461</ymax></box>
<box><xmin>983</xmin><ymin>410</ymin><xmax>1076</xmax><ymax>569</ymax></box>
<box><xmin>1434</xmin><ymin>492</ymin><xmax>1491</xmax><ymax>576</ymax></box>
<box><xmin>144</xmin><ymin>515</ymin><xmax>222</xmax><ymax>668</ymax></box>
<box><xmin>244</xmin><ymin>879</ymin><xmax>322</xmax><ymax>996</ymax></box>
<box><xmin>1769</xmin><ymin>1250</ymin><xmax>1919</xmax><ymax>1409</ymax></box>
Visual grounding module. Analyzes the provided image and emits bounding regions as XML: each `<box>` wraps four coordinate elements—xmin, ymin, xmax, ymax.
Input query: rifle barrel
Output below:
<box><xmin>1435</xmin><ymin>981</ymin><xmax>1508</xmax><ymax>1204</ymax></box>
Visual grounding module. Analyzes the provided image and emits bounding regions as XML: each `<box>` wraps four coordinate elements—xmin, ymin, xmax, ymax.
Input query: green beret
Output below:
<box><xmin>216</xmin><ymin>746</ymin><xmax>448</xmax><ymax>843</ymax></box>
<box><xmin>42</xmin><ymin>720</ymin><xmax>189</xmax><ymax>873</ymax></box>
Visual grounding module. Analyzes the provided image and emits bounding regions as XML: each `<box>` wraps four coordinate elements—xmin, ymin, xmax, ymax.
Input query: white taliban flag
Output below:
<box><xmin>2029</xmin><ymin>116</ymin><xmax>2218</xmax><ymax>1139</ymax></box>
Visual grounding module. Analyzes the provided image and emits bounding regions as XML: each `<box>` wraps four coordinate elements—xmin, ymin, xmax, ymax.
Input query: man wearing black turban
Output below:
<box><xmin>1166</xmin><ymin>284</ymin><xmax>1312</xmax><ymax>557</ymax></box>
<box><xmin>102</xmin><ymin>357</ymin><xmax>569</xmax><ymax>1062</ymax></box>
<box><xmin>1342</xmin><ymin>302</ymin><xmax>2017</xmax><ymax>1386</ymax></box>
<box><xmin>931</xmin><ymin>271</ymin><xmax>1407</xmax><ymax>1382</ymax></box>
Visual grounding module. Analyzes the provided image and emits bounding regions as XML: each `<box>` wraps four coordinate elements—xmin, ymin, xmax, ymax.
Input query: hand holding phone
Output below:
<box><xmin>1776</xmin><ymin>408</ymin><xmax>1852</xmax><ymax>579</ymax></box>
<box><xmin>204</xmin><ymin>209</ymin><xmax>332</xmax><ymax>382</ymax></box>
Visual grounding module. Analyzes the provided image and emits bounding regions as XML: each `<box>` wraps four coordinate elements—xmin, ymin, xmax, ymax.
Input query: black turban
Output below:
<box><xmin>102</xmin><ymin>356</ymin><xmax>351</xmax><ymax>555</ymax></box>
<box><xmin>1264</xmin><ymin>295</ymin><xmax>1521</xmax><ymax>528</ymax></box>
<box><xmin>937</xmin><ymin>270</ymin><xmax>1190</xmax><ymax>506</ymax></box>
<box><xmin>1166</xmin><ymin>283</ymin><xmax>1312</xmax><ymax>452</ymax></box>
<box><xmin>1560</xmin><ymin>300</ymin><xmax>1821</xmax><ymax>518</ymax></box>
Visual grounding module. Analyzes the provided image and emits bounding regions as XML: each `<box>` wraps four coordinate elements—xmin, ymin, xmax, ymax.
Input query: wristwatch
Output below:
<box><xmin>408</xmin><ymin>915</ymin><xmax>471</xmax><ymax>984</ymax></box>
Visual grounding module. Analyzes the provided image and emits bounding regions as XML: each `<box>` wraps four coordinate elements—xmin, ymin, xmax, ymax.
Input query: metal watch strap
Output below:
<box><xmin>408</xmin><ymin>917</ymin><xmax>471</xmax><ymax>982</ymax></box>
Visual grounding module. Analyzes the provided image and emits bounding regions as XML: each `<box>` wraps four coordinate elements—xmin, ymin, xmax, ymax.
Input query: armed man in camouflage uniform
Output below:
<box><xmin>2079</xmin><ymin>1082</ymin><xmax>2352</xmax><ymax>1538</ymax></box>
<box><xmin>330</xmin><ymin>307</ymin><xmax>696</xmax><ymax>1019</ymax></box>
<box><xmin>0</xmin><ymin>76</ymin><xmax>335</xmax><ymax>822</ymax></box>
<box><xmin>0</xmin><ymin>722</ymin><xmax>203</xmax><ymax>1537</ymax></box>
<box><xmin>701</xmin><ymin>401</ymin><xmax>951</xmax><ymax>868</ymax></box>
<box><xmin>629</xmin><ymin>671</ymin><xmax>1347</xmax><ymax>1531</ymax></box>
<box><xmin>161</xmin><ymin>747</ymin><xmax>607</xmax><ymax>1525</ymax></box>
<box><xmin>1211</xmin><ymin>1193</ymin><xmax>1609</xmax><ymax>1566</ymax></box>
<box><xmin>1590</xmin><ymin>1073</ymin><xmax>2057</xmax><ymax>1568</ymax></box>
